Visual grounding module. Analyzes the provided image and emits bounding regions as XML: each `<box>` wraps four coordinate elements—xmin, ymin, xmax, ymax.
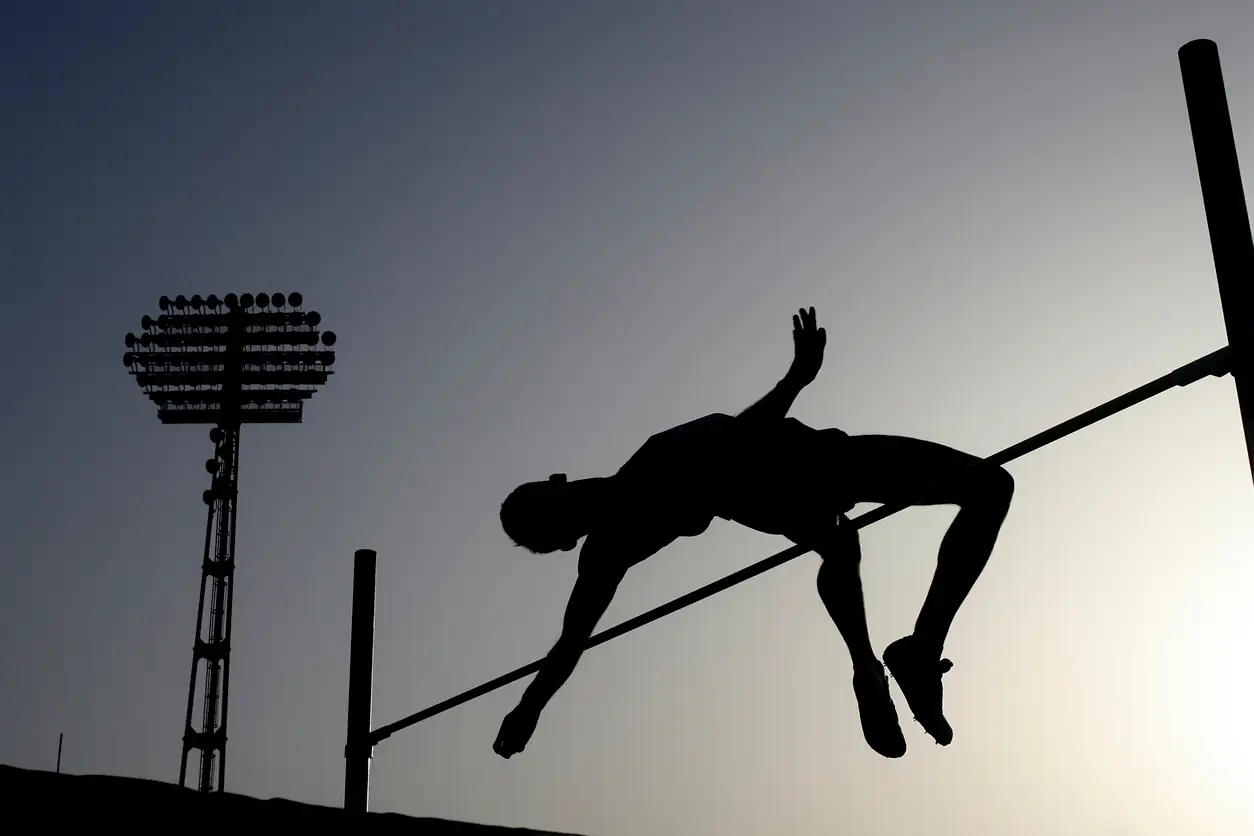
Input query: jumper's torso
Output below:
<box><xmin>598</xmin><ymin>413</ymin><xmax>852</xmax><ymax>565</ymax></box>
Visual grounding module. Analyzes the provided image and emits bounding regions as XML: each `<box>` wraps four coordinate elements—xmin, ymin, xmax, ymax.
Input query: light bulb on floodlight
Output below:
<box><xmin>123</xmin><ymin>353</ymin><xmax>134</xmax><ymax>366</ymax></box>
<box><xmin>225</xmin><ymin>293</ymin><xmax>239</xmax><ymax>308</ymax></box>
<box><xmin>307</xmin><ymin>311</ymin><xmax>321</xmax><ymax>327</ymax></box>
<box><xmin>321</xmin><ymin>331</ymin><xmax>337</xmax><ymax>346</ymax></box>
<box><xmin>142</xmin><ymin>315</ymin><xmax>153</xmax><ymax>330</ymax></box>
<box><xmin>288</xmin><ymin>292</ymin><xmax>303</xmax><ymax>308</ymax></box>
<box><xmin>191</xmin><ymin>294</ymin><xmax>204</xmax><ymax>308</ymax></box>
<box><xmin>207</xmin><ymin>294</ymin><xmax>221</xmax><ymax>308</ymax></box>
<box><xmin>256</xmin><ymin>292</ymin><xmax>270</xmax><ymax>308</ymax></box>
<box><xmin>140</xmin><ymin>333</ymin><xmax>152</xmax><ymax>347</ymax></box>
<box><xmin>175</xmin><ymin>295</ymin><xmax>188</xmax><ymax>309</ymax></box>
<box><xmin>209</xmin><ymin>427</ymin><xmax>224</xmax><ymax>444</ymax></box>
<box><xmin>240</xmin><ymin>293</ymin><xmax>254</xmax><ymax>308</ymax></box>
<box><xmin>125</xmin><ymin>333</ymin><xmax>136</xmax><ymax>348</ymax></box>
<box><xmin>272</xmin><ymin>292</ymin><xmax>286</xmax><ymax>308</ymax></box>
<box><xmin>159</xmin><ymin>296</ymin><xmax>171</xmax><ymax>311</ymax></box>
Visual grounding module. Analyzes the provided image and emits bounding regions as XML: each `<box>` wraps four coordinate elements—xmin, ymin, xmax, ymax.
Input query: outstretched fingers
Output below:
<box><xmin>793</xmin><ymin>306</ymin><xmax>816</xmax><ymax>334</ymax></box>
<box><xmin>792</xmin><ymin>306</ymin><xmax>825</xmax><ymax>345</ymax></box>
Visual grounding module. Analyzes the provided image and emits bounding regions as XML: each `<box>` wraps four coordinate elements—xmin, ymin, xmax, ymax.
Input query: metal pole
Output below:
<box><xmin>57</xmin><ymin>733</ymin><xmax>62</xmax><ymax>773</ymax></box>
<box><xmin>1179</xmin><ymin>39</ymin><xmax>1254</xmax><ymax>487</ymax></box>
<box><xmin>344</xmin><ymin>548</ymin><xmax>378</xmax><ymax>813</ymax></box>
<box><xmin>180</xmin><ymin>489</ymin><xmax>216</xmax><ymax>788</ymax></box>
<box><xmin>217</xmin><ymin>425</ymin><xmax>241</xmax><ymax>792</ymax></box>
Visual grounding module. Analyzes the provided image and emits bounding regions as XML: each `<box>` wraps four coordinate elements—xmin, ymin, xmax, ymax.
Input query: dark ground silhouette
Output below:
<box><xmin>495</xmin><ymin>307</ymin><xmax>1014</xmax><ymax>761</ymax></box>
<box><xmin>1</xmin><ymin>764</ymin><xmax>584</xmax><ymax>834</ymax></box>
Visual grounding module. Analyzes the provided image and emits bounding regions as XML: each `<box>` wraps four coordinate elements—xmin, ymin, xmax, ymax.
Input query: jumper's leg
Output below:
<box><xmin>814</xmin><ymin>520</ymin><xmax>877</xmax><ymax>669</ymax></box>
<box><xmin>809</xmin><ymin>519</ymin><xmax>906</xmax><ymax>759</ymax></box>
<box><xmin>837</xmin><ymin>434</ymin><xmax>1015</xmax><ymax>745</ymax></box>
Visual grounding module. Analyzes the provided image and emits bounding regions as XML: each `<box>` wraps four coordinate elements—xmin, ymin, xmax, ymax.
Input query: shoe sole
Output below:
<box><xmin>883</xmin><ymin>645</ymin><xmax>954</xmax><ymax>746</ymax></box>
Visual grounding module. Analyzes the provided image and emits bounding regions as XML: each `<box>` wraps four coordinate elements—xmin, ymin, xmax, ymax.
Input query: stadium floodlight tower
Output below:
<box><xmin>122</xmin><ymin>291</ymin><xmax>336</xmax><ymax>793</ymax></box>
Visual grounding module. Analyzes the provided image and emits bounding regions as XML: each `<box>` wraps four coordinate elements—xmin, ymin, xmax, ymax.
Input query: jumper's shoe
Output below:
<box><xmin>883</xmin><ymin>635</ymin><xmax>955</xmax><ymax>746</ymax></box>
<box><xmin>851</xmin><ymin>664</ymin><xmax>907</xmax><ymax>758</ymax></box>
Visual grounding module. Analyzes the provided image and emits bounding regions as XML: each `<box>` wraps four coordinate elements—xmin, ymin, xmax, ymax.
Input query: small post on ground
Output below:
<box><xmin>57</xmin><ymin>733</ymin><xmax>63</xmax><ymax>774</ymax></box>
<box><xmin>1179</xmin><ymin>39</ymin><xmax>1254</xmax><ymax>487</ymax></box>
<box><xmin>344</xmin><ymin>548</ymin><xmax>377</xmax><ymax>813</ymax></box>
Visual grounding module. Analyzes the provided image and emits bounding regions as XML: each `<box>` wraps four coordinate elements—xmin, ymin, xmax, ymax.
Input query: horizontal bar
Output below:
<box><xmin>150</xmin><ymin>391</ymin><xmax>316</xmax><ymax>407</ymax></box>
<box><xmin>157</xmin><ymin>407</ymin><xmax>305</xmax><ymax>424</ymax></box>
<box><xmin>128</xmin><ymin>350</ymin><xmax>335</xmax><ymax>368</ymax></box>
<box><xmin>147</xmin><ymin>331</ymin><xmax>323</xmax><ymax>349</ymax></box>
<box><xmin>152</xmin><ymin>310</ymin><xmax>320</xmax><ymax>329</ymax></box>
<box><xmin>370</xmin><ymin>346</ymin><xmax>1230</xmax><ymax>745</ymax></box>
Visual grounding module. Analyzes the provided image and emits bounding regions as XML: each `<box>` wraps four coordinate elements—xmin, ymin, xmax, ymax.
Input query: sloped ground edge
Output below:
<box><xmin>1</xmin><ymin>765</ymin><xmax>585</xmax><ymax>835</ymax></box>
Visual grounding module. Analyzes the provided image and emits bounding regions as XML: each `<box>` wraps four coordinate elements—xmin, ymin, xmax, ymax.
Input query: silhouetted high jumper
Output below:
<box><xmin>494</xmin><ymin>308</ymin><xmax>1014</xmax><ymax>759</ymax></box>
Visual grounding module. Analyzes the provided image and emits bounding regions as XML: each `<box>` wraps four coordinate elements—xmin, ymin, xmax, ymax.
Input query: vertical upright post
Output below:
<box><xmin>345</xmin><ymin>548</ymin><xmax>378</xmax><ymax>813</ymax></box>
<box><xmin>57</xmin><ymin>733</ymin><xmax>63</xmax><ymax>774</ymax></box>
<box><xmin>1179</xmin><ymin>39</ymin><xmax>1254</xmax><ymax>487</ymax></box>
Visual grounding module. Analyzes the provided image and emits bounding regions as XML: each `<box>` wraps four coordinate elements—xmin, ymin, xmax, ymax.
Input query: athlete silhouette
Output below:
<box><xmin>494</xmin><ymin>307</ymin><xmax>1014</xmax><ymax>759</ymax></box>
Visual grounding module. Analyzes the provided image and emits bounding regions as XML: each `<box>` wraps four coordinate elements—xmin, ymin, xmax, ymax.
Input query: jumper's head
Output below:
<box><xmin>500</xmin><ymin>473</ymin><xmax>585</xmax><ymax>554</ymax></box>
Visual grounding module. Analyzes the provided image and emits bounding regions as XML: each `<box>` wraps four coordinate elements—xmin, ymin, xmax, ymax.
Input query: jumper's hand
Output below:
<box><xmin>787</xmin><ymin>306</ymin><xmax>826</xmax><ymax>386</ymax></box>
<box><xmin>493</xmin><ymin>703</ymin><xmax>541</xmax><ymax>759</ymax></box>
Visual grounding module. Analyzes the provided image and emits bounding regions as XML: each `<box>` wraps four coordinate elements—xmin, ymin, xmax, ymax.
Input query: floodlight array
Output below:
<box><xmin>123</xmin><ymin>292</ymin><xmax>337</xmax><ymax>424</ymax></box>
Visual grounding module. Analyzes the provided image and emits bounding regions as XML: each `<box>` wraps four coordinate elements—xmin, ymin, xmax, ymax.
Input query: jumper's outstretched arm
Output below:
<box><xmin>523</xmin><ymin>568</ymin><xmax>621</xmax><ymax>712</ymax></box>
<box><xmin>739</xmin><ymin>374</ymin><xmax>807</xmax><ymax>422</ymax></box>
<box><xmin>738</xmin><ymin>306</ymin><xmax>827</xmax><ymax>422</ymax></box>
<box><xmin>493</xmin><ymin>556</ymin><xmax>627</xmax><ymax>758</ymax></box>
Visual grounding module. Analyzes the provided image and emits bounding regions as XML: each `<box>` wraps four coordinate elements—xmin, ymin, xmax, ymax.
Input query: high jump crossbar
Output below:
<box><xmin>342</xmin><ymin>39</ymin><xmax>1254</xmax><ymax>814</ymax></box>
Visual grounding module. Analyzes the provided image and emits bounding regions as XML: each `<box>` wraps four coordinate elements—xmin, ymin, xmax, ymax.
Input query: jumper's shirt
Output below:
<box><xmin>611</xmin><ymin>413</ymin><xmax>852</xmax><ymax>542</ymax></box>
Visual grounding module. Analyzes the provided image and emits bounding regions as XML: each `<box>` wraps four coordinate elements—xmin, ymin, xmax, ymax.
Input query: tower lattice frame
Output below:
<box><xmin>123</xmin><ymin>292</ymin><xmax>336</xmax><ymax>792</ymax></box>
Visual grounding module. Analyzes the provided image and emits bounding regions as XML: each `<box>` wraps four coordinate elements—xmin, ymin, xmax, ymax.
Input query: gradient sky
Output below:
<box><xmin>4</xmin><ymin>2</ymin><xmax>1254</xmax><ymax>834</ymax></box>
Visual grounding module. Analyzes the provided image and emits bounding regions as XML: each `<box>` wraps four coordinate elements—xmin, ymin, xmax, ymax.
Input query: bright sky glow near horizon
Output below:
<box><xmin>4</xmin><ymin>2</ymin><xmax>1254</xmax><ymax>834</ymax></box>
